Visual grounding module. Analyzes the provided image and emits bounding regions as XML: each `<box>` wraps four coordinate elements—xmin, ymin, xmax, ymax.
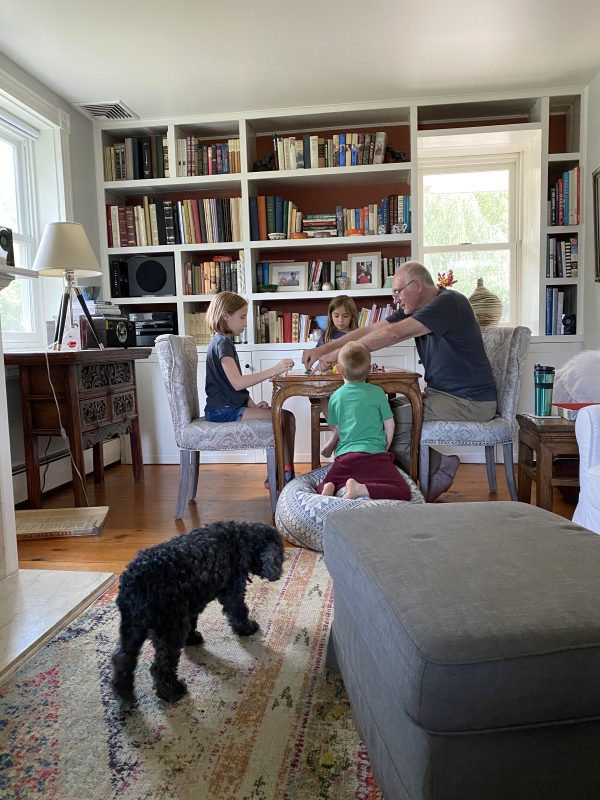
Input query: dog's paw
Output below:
<box><xmin>156</xmin><ymin>677</ymin><xmax>188</xmax><ymax>703</ymax></box>
<box><xmin>112</xmin><ymin>677</ymin><xmax>135</xmax><ymax>702</ymax></box>
<box><xmin>233</xmin><ymin>619</ymin><xmax>259</xmax><ymax>636</ymax></box>
<box><xmin>185</xmin><ymin>630</ymin><xmax>204</xmax><ymax>646</ymax></box>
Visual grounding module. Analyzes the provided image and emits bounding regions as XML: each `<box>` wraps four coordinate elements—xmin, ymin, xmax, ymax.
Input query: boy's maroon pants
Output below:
<box><xmin>316</xmin><ymin>451</ymin><xmax>411</xmax><ymax>500</ymax></box>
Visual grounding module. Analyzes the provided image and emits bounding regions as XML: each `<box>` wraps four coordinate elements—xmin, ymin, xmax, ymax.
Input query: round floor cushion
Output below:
<box><xmin>275</xmin><ymin>464</ymin><xmax>425</xmax><ymax>551</ymax></box>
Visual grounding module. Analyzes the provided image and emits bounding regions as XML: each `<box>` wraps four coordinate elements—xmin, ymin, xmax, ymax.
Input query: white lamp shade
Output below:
<box><xmin>32</xmin><ymin>222</ymin><xmax>101</xmax><ymax>277</ymax></box>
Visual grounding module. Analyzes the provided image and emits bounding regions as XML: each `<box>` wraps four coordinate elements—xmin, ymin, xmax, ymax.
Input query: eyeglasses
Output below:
<box><xmin>391</xmin><ymin>279</ymin><xmax>416</xmax><ymax>298</ymax></box>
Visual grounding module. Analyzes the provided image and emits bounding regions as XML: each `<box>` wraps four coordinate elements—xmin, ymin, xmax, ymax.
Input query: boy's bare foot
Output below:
<box><xmin>343</xmin><ymin>478</ymin><xmax>370</xmax><ymax>500</ymax></box>
<box><xmin>321</xmin><ymin>441</ymin><xmax>335</xmax><ymax>458</ymax></box>
<box><xmin>321</xmin><ymin>482</ymin><xmax>336</xmax><ymax>496</ymax></box>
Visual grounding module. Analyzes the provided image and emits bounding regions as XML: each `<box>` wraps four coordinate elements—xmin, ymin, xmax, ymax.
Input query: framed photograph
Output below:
<box><xmin>268</xmin><ymin>261</ymin><xmax>308</xmax><ymax>292</ymax></box>
<box><xmin>349</xmin><ymin>252</ymin><xmax>381</xmax><ymax>289</ymax></box>
<box><xmin>593</xmin><ymin>168</ymin><xmax>600</xmax><ymax>282</ymax></box>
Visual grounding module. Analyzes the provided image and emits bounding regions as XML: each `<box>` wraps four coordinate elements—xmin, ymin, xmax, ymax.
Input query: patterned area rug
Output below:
<box><xmin>0</xmin><ymin>548</ymin><xmax>382</xmax><ymax>800</ymax></box>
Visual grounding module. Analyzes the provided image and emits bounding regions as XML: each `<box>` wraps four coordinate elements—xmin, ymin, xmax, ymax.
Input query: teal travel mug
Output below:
<box><xmin>534</xmin><ymin>364</ymin><xmax>555</xmax><ymax>416</ymax></box>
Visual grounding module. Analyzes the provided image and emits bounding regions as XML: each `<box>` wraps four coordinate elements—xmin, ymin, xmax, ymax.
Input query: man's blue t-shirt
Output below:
<box><xmin>387</xmin><ymin>287</ymin><xmax>496</xmax><ymax>402</ymax></box>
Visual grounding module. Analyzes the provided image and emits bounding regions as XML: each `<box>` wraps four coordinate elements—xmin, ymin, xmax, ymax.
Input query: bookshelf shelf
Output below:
<box><xmin>251</xmin><ymin>233</ymin><xmax>412</xmax><ymax>251</ymax></box>
<box><xmin>247</xmin><ymin>163</ymin><xmax>411</xmax><ymax>189</ymax></box>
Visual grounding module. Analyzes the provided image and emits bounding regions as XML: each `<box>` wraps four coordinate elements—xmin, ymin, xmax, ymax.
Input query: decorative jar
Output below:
<box><xmin>468</xmin><ymin>278</ymin><xmax>502</xmax><ymax>328</ymax></box>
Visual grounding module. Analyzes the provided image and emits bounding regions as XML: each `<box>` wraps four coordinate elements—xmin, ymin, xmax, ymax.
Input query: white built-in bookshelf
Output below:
<box><xmin>93</xmin><ymin>91</ymin><xmax>585</xmax><ymax>348</ymax></box>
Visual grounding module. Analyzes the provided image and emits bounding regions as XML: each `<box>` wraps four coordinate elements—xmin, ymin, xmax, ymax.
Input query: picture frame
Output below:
<box><xmin>593</xmin><ymin>168</ymin><xmax>600</xmax><ymax>282</ymax></box>
<box><xmin>268</xmin><ymin>261</ymin><xmax>308</xmax><ymax>292</ymax></box>
<box><xmin>349</xmin><ymin>252</ymin><xmax>381</xmax><ymax>289</ymax></box>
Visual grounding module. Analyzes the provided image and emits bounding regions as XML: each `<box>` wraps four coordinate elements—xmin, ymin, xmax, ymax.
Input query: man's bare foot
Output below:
<box><xmin>343</xmin><ymin>478</ymin><xmax>370</xmax><ymax>500</ymax></box>
<box><xmin>321</xmin><ymin>482</ymin><xmax>335</xmax><ymax>496</ymax></box>
<box><xmin>321</xmin><ymin>441</ymin><xmax>335</xmax><ymax>458</ymax></box>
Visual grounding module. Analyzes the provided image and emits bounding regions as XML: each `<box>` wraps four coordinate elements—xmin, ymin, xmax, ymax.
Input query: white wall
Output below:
<box><xmin>0</xmin><ymin>52</ymin><xmax>99</xmax><ymax>254</ymax></box>
<box><xmin>584</xmin><ymin>70</ymin><xmax>600</xmax><ymax>349</ymax></box>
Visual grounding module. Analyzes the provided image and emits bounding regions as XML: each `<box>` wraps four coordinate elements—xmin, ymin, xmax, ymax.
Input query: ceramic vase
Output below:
<box><xmin>468</xmin><ymin>278</ymin><xmax>502</xmax><ymax>327</ymax></box>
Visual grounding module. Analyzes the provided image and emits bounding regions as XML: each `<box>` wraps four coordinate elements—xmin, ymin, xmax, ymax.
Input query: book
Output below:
<box><xmin>257</xmin><ymin>195</ymin><xmax>267</xmax><ymax>240</ymax></box>
<box><xmin>373</xmin><ymin>131</ymin><xmax>389</xmax><ymax>164</ymax></box>
<box><xmin>16</xmin><ymin>507</ymin><xmax>109</xmax><ymax>540</ymax></box>
<box><xmin>249</xmin><ymin>197</ymin><xmax>259</xmax><ymax>240</ymax></box>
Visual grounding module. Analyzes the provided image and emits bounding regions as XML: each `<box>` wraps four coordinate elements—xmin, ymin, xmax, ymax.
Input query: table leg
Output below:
<box><xmin>93</xmin><ymin>442</ymin><xmax>104</xmax><ymax>484</ymax></box>
<box><xmin>517</xmin><ymin>438</ymin><xmax>533</xmax><ymax>503</ymax></box>
<box><xmin>129</xmin><ymin>417</ymin><xmax>144</xmax><ymax>482</ymax></box>
<box><xmin>271</xmin><ymin>388</ymin><xmax>285</xmax><ymax>493</ymax></box>
<box><xmin>310</xmin><ymin>399</ymin><xmax>321</xmax><ymax>470</ymax></box>
<box><xmin>536</xmin><ymin>444</ymin><xmax>554</xmax><ymax>511</ymax></box>
<box><xmin>24</xmin><ymin>434</ymin><xmax>42</xmax><ymax>508</ymax></box>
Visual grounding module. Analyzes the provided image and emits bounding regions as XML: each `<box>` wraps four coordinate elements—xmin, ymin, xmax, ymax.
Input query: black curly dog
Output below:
<box><xmin>111</xmin><ymin>521</ymin><xmax>284</xmax><ymax>702</ymax></box>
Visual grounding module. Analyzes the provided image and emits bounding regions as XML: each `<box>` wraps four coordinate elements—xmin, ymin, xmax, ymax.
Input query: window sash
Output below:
<box><xmin>419</xmin><ymin>157</ymin><xmax>520</xmax><ymax>324</ymax></box>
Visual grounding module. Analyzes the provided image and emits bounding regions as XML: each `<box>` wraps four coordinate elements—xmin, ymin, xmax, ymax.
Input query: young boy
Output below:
<box><xmin>317</xmin><ymin>342</ymin><xmax>411</xmax><ymax>501</ymax></box>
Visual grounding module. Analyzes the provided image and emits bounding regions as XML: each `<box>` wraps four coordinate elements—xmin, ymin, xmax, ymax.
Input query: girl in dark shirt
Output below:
<box><xmin>205</xmin><ymin>292</ymin><xmax>297</xmax><ymax>482</ymax></box>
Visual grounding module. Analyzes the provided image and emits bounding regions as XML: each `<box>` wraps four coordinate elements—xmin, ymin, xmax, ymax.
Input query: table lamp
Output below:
<box><xmin>32</xmin><ymin>222</ymin><xmax>103</xmax><ymax>349</ymax></box>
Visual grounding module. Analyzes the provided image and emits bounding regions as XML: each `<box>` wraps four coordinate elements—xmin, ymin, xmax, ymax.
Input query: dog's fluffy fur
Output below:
<box><xmin>111</xmin><ymin>521</ymin><xmax>284</xmax><ymax>702</ymax></box>
<box><xmin>553</xmin><ymin>350</ymin><xmax>600</xmax><ymax>404</ymax></box>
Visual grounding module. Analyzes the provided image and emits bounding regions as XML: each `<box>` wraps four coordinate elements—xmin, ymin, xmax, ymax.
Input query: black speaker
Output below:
<box><xmin>127</xmin><ymin>255</ymin><xmax>175</xmax><ymax>297</ymax></box>
<box><xmin>0</xmin><ymin>226</ymin><xmax>15</xmax><ymax>267</ymax></box>
<box><xmin>110</xmin><ymin>259</ymin><xmax>129</xmax><ymax>297</ymax></box>
<box><xmin>110</xmin><ymin>255</ymin><xmax>175</xmax><ymax>298</ymax></box>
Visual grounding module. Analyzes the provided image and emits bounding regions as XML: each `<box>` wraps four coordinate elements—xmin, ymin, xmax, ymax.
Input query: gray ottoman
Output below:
<box><xmin>324</xmin><ymin>502</ymin><xmax>600</xmax><ymax>800</ymax></box>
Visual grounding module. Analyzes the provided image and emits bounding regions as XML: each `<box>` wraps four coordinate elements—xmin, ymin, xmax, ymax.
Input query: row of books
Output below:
<box><xmin>106</xmin><ymin>196</ymin><xmax>242</xmax><ymax>248</ymax></box>
<box><xmin>268</xmin><ymin>131</ymin><xmax>390</xmax><ymax>171</ymax></box>
<box><xmin>183</xmin><ymin>257</ymin><xmax>246</xmax><ymax>296</ymax></box>
<box><xmin>546</xmin><ymin>236</ymin><xmax>578</xmax><ymax>278</ymax></box>
<box><xmin>188</xmin><ymin>311</ymin><xmax>246</xmax><ymax>346</ymax></box>
<box><xmin>176</xmin><ymin>137</ymin><xmax>241</xmax><ymax>177</ymax></box>
<box><xmin>545</xmin><ymin>286</ymin><xmax>576</xmax><ymax>335</ymax></box>
<box><xmin>548</xmin><ymin>166</ymin><xmax>580</xmax><ymax>226</ymax></box>
<box><xmin>357</xmin><ymin>303</ymin><xmax>395</xmax><ymax>326</ymax></box>
<box><xmin>248</xmin><ymin>195</ymin><xmax>411</xmax><ymax>240</ymax></box>
<box><xmin>255</xmin><ymin>308</ymin><xmax>314</xmax><ymax>344</ymax></box>
<box><xmin>255</xmin><ymin>302</ymin><xmax>395</xmax><ymax>344</ymax></box>
<box><xmin>103</xmin><ymin>135</ymin><xmax>169</xmax><ymax>182</ymax></box>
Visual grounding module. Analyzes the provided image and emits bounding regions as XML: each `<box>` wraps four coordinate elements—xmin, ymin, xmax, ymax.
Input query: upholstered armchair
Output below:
<box><xmin>573</xmin><ymin>404</ymin><xmax>600</xmax><ymax>534</ymax></box>
<box><xmin>155</xmin><ymin>334</ymin><xmax>277</xmax><ymax>519</ymax></box>
<box><xmin>419</xmin><ymin>326</ymin><xmax>531</xmax><ymax>500</ymax></box>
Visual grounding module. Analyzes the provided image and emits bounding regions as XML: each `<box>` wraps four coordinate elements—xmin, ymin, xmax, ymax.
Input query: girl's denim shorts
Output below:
<box><xmin>205</xmin><ymin>405</ymin><xmax>246</xmax><ymax>423</ymax></box>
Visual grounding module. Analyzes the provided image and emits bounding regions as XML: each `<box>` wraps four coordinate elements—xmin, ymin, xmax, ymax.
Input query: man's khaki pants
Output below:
<box><xmin>390</xmin><ymin>388</ymin><xmax>497</xmax><ymax>474</ymax></box>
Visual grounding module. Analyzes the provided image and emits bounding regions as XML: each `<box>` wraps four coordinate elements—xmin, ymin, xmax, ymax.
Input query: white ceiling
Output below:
<box><xmin>3</xmin><ymin>0</ymin><xmax>600</xmax><ymax>121</ymax></box>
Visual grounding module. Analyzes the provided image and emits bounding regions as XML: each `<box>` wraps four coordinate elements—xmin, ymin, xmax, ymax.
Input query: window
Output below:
<box><xmin>420</xmin><ymin>160</ymin><xmax>518</xmax><ymax>323</ymax></box>
<box><xmin>0</xmin><ymin>114</ymin><xmax>41</xmax><ymax>345</ymax></box>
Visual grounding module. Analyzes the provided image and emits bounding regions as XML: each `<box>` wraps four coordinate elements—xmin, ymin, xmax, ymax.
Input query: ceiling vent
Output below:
<box><xmin>74</xmin><ymin>101</ymin><xmax>139</xmax><ymax>121</ymax></box>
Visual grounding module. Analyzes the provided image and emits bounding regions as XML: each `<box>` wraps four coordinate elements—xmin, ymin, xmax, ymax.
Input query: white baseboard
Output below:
<box><xmin>12</xmin><ymin>439</ymin><xmax>121</xmax><ymax>504</ymax></box>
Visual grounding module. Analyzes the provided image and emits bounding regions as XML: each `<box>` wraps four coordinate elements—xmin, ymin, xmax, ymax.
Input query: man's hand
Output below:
<box><xmin>255</xmin><ymin>400</ymin><xmax>270</xmax><ymax>409</ymax></box>
<box><xmin>302</xmin><ymin>348</ymin><xmax>319</xmax><ymax>369</ymax></box>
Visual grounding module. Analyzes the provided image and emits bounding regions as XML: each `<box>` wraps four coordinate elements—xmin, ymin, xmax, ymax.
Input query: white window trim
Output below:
<box><xmin>0</xmin><ymin>68</ymin><xmax>71</xmax><ymax>351</ymax></box>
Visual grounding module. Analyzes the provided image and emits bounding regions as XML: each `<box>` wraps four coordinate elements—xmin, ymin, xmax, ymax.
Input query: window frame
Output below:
<box><xmin>0</xmin><ymin>116</ymin><xmax>43</xmax><ymax>347</ymax></box>
<box><xmin>418</xmin><ymin>153</ymin><xmax>522</xmax><ymax>325</ymax></box>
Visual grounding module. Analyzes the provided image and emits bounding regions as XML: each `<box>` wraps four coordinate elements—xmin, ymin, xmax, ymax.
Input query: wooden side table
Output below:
<box><xmin>5</xmin><ymin>348</ymin><xmax>151</xmax><ymax>508</ymax></box>
<box><xmin>516</xmin><ymin>414</ymin><xmax>579</xmax><ymax>512</ymax></box>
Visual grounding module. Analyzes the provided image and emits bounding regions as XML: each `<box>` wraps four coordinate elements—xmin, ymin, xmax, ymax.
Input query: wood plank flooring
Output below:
<box><xmin>17</xmin><ymin>462</ymin><xmax>577</xmax><ymax>576</ymax></box>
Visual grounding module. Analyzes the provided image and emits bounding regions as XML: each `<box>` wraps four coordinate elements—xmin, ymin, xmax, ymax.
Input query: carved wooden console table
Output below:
<box><xmin>5</xmin><ymin>348</ymin><xmax>151</xmax><ymax>507</ymax></box>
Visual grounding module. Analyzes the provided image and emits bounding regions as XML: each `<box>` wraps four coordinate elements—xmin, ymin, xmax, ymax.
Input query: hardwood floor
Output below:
<box><xmin>17</xmin><ymin>461</ymin><xmax>578</xmax><ymax>576</ymax></box>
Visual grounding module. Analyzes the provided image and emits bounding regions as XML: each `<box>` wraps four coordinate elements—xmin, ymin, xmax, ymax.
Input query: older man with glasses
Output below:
<box><xmin>302</xmin><ymin>261</ymin><xmax>497</xmax><ymax>501</ymax></box>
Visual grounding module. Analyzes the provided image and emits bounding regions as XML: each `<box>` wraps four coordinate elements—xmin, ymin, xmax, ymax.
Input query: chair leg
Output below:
<box><xmin>266</xmin><ymin>446</ymin><xmax>278</xmax><ymax>514</ymax></box>
<box><xmin>188</xmin><ymin>451</ymin><xmax>199</xmax><ymax>502</ymax></box>
<box><xmin>502</xmin><ymin>443</ymin><xmax>518</xmax><ymax>501</ymax></box>
<box><xmin>485</xmin><ymin>445</ymin><xmax>498</xmax><ymax>493</ymax></box>
<box><xmin>419</xmin><ymin>445</ymin><xmax>430</xmax><ymax>499</ymax></box>
<box><xmin>176</xmin><ymin>450</ymin><xmax>192</xmax><ymax>520</ymax></box>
